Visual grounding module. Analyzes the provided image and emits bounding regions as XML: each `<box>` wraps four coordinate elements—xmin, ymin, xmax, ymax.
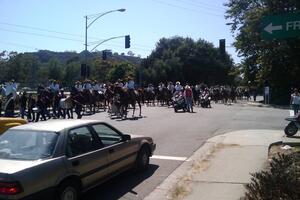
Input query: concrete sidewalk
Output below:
<box><xmin>145</xmin><ymin>129</ymin><xmax>285</xmax><ymax>200</ymax></box>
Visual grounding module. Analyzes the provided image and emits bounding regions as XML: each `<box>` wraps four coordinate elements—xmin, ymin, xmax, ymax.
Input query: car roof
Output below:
<box><xmin>9</xmin><ymin>119</ymin><xmax>102</xmax><ymax>132</ymax></box>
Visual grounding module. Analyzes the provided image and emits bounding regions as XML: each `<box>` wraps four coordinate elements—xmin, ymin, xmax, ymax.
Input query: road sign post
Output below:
<box><xmin>261</xmin><ymin>12</ymin><xmax>300</xmax><ymax>40</ymax></box>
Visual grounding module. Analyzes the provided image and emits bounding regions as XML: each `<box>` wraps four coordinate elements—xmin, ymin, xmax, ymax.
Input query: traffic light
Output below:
<box><xmin>125</xmin><ymin>35</ymin><xmax>130</xmax><ymax>48</ymax></box>
<box><xmin>81</xmin><ymin>64</ymin><xmax>90</xmax><ymax>77</ymax></box>
<box><xmin>81</xmin><ymin>63</ymin><xmax>86</xmax><ymax>77</ymax></box>
<box><xmin>102</xmin><ymin>51</ymin><xmax>107</xmax><ymax>60</ymax></box>
<box><xmin>86</xmin><ymin>65</ymin><xmax>90</xmax><ymax>77</ymax></box>
<box><xmin>219</xmin><ymin>39</ymin><xmax>225</xmax><ymax>55</ymax></box>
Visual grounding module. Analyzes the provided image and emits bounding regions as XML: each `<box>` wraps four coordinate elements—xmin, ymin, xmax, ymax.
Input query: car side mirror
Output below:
<box><xmin>122</xmin><ymin>134</ymin><xmax>131</xmax><ymax>141</ymax></box>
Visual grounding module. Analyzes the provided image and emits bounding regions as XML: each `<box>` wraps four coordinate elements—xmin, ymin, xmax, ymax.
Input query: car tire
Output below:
<box><xmin>56</xmin><ymin>180</ymin><xmax>81</xmax><ymax>200</ymax></box>
<box><xmin>135</xmin><ymin>147</ymin><xmax>150</xmax><ymax>172</ymax></box>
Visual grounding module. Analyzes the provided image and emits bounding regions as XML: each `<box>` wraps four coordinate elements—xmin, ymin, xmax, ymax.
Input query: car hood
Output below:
<box><xmin>0</xmin><ymin>159</ymin><xmax>48</xmax><ymax>174</ymax></box>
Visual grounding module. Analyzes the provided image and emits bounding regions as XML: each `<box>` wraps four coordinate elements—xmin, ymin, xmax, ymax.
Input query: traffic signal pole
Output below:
<box><xmin>82</xmin><ymin>9</ymin><xmax>126</xmax><ymax>79</ymax></box>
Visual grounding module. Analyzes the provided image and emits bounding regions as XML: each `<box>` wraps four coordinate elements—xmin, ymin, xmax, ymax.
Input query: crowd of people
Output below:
<box><xmin>0</xmin><ymin>78</ymin><xmax>258</xmax><ymax>121</ymax></box>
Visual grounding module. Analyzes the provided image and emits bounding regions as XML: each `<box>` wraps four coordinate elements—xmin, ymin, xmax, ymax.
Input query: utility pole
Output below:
<box><xmin>85</xmin><ymin>16</ymin><xmax>88</xmax><ymax>65</ymax></box>
<box><xmin>84</xmin><ymin>15</ymin><xmax>88</xmax><ymax>80</ymax></box>
<box><xmin>83</xmin><ymin>9</ymin><xmax>125</xmax><ymax>80</ymax></box>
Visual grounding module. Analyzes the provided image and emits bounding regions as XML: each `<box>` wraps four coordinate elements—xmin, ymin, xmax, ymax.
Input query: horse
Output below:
<box><xmin>143</xmin><ymin>88</ymin><xmax>156</xmax><ymax>106</ymax></box>
<box><xmin>114</xmin><ymin>87</ymin><xmax>142</xmax><ymax>119</ymax></box>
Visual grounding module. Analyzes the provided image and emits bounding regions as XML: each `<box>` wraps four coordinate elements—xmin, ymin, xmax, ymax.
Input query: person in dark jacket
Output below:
<box><xmin>19</xmin><ymin>91</ymin><xmax>27</xmax><ymax>119</ymax></box>
<box><xmin>27</xmin><ymin>94</ymin><xmax>36</xmax><ymax>122</ymax></box>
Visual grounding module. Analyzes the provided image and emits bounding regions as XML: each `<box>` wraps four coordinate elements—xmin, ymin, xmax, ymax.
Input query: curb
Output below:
<box><xmin>144</xmin><ymin>135</ymin><xmax>226</xmax><ymax>200</ymax></box>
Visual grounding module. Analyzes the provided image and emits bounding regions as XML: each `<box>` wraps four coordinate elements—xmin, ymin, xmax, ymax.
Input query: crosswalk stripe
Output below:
<box><xmin>151</xmin><ymin>155</ymin><xmax>189</xmax><ymax>161</ymax></box>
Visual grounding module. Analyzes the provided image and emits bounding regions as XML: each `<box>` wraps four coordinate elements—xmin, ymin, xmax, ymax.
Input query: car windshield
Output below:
<box><xmin>0</xmin><ymin>130</ymin><xmax>58</xmax><ymax>160</ymax></box>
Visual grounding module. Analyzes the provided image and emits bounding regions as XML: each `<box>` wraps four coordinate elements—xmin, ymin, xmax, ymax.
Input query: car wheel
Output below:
<box><xmin>135</xmin><ymin>147</ymin><xmax>150</xmax><ymax>172</ymax></box>
<box><xmin>57</xmin><ymin>181</ymin><xmax>80</xmax><ymax>200</ymax></box>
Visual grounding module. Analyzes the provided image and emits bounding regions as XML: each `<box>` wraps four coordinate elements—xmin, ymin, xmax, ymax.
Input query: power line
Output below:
<box><xmin>0</xmin><ymin>28</ymin><xmax>84</xmax><ymax>42</ymax></box>
<box><xmin>173</xmin><ymin>0</ymin><xmax>225</xmax><ymax>12</ymax></box>
<box><xmin>0</xmin><ymin>21</ymin><xmax>154</xmax><ymax>49</ymax></box>
<box><xmin>150</xmin><ymin>0</ymin><xmax>224</xmax><ymax>17</ymax></box>
<box><xmin>0</xmin><ymin>21</ymin><xmax>84</xmax><ymax>39</ymax></box>
<box><xmin>0</xmin><ymin>41</ymin><xmax>39</xmax><ymax>51</ymax></box>
<box><xmin>180</xmin><ymin>0</ymin><xmax>225</xmax><ymax>10</ymax></box>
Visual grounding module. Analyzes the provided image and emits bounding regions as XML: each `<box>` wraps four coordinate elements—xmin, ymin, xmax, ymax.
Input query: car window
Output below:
<box><xmin>0</xmin><ymin>130</ymin><xmax>58</xmax><ymax>160</ymax></box>
<box><xmin>92</xmin><ymin>124</ymin><xmax>122</xmax><ymax>146</ymax></box>
<box><xmin>66</xmin><ymin>126</ymin><xmax>99</xmax><ymax>157</ymax></box>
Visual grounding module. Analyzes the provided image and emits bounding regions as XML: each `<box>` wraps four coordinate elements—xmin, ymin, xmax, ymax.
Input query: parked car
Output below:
<box><xmin>0</xmin><ymin>117</ymin><xmax>27</xmax><ymax>135</ymax></box>
<box><xmin>0</xmin><ymin>120</ymin><xmax>156</xmax><ymax>200</ymax></box>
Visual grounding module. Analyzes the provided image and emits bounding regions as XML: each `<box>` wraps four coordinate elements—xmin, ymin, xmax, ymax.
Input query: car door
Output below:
<box><xmin>91</xmin><ymin>123</ymin><xmax>139</xmax><ymax>175</ymax></box>
<box><xmin>64</xmin><ymin>126</ymin><xmax>109</xmax><ymax>189</ymax></box>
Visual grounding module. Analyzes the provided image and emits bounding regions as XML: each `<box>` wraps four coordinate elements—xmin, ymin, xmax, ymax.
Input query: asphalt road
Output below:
<box><xmin>79</xmin><ymin>101</ymin><xmax>287</xmax><ymax>200</ymax></box>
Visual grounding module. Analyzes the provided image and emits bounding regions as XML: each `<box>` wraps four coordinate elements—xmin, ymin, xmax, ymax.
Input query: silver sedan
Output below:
<box><xmin>0</xmin><ymin>120</ymin><xmax>156</xmax><ymax>200</ymax></box>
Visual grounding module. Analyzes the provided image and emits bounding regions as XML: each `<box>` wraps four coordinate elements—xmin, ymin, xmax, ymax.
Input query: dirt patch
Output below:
<box><xmin>269</xmin><ymin>143</ymin><xmax>300</xmax><ymax>160</ymax></box>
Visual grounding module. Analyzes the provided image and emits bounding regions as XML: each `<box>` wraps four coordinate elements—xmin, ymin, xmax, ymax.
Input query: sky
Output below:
<box><xmin>0</xmin><ymin>0</ymin><xmax>241</xmax><ymax>63</ymax></box>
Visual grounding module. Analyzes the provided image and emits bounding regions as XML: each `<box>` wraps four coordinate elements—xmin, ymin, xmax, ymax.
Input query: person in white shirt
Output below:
<box><xmin>125</xmin><ymin>77</ymin><xmax>135</xmax><ymax>90</ymax></box>
<box><xmin>174</xmin><ymin>81</ymin><xmax>183</xmax><ymax>96</ymax></box>
<box><xmin>74</xmin><ymin>81</ymin><xmax>83</xmax><ymax>92</ymax></box>
<box><xmin>84</xmin><ymin>80</ymin><xmax>92</xmax><ymax>90</ymax></box>
<box><xmin>93</xmin><ymin>81</ymin><xmax>101</xmax><ymax>91</ymax></box>
<box><xmin>125</xmin><ymin>76</ymin><xmax>135</xmax><ymax>98</ymax></box>
<box><xmin>53</xmin><ymin>80</ymin><xmax>60</xmax><ymax>93</ymax></box>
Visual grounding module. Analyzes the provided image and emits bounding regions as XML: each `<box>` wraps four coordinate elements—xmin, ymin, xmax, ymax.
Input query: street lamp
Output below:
<box><xmin>83</xmin><ymin>8</ymin><xmax>126</xmax><ymax>78</ymax></box>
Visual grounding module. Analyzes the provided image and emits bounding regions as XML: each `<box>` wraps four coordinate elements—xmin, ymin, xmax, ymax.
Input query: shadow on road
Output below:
<box><xmin>83</xmin><ymin>164</ymin><xmax>159</xmax><ymax>200</ymax></box>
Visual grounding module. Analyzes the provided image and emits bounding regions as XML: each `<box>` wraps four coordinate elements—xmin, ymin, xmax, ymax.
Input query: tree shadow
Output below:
<box><xmin>83</xmin><ymin>164</ymin><xmax>159</xmax><ymax>200</ymax></box>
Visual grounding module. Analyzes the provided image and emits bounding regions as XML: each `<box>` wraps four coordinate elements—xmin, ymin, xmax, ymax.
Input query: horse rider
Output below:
<box><xmin>125</xmin><ymin>76</ymin><xmax>135</xmax><ymax>93</ymax></box>
<box><xmin>146</xmin><ymin>83</ymin><xmax>155</xmax><ymax>93</ymax></box>
<box><xmin>83</xmin><ymin>79</ymin><xmax>92</xmax><ymax>91</ymax></box>
<box><xmin>174</xmin><ymin>81</ymin><xmax>183</xmax><ymax>96</ymax></box>
<box><xmin>49</xmin><ymin>79</ymin><xmax>60</xmax><ymax>93</ymax></box>
<box><xmin>167</xmin><ymin>81</ymin><xmax>175</xmax><ymax>94</ymax></box>
<box><xmin>74</xmin><ymin>81</ymin><xmax>83</xmax><ymax>92</ymax></box>
<box><xmin>158</xmin><ymin>82</ymin><xmax>166</xmax><ymax>92</ymax></box>
<box><xmin>93</xmin><ymin>80</ymin><xmax>101</xmax><ymax>92</ymax></box>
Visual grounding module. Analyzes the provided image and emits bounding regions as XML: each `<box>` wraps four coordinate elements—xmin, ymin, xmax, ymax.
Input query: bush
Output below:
<box><xmin>242</xmin><ymin>152</ymin><xmax>300</xmax><ymax>200</ymax></box>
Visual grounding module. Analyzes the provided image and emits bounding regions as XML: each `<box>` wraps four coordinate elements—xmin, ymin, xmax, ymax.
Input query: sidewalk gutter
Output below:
<box><xmin>145</xmin><ymin>129</ymin><xmax>283</xmax><ymax>200</ymax></box>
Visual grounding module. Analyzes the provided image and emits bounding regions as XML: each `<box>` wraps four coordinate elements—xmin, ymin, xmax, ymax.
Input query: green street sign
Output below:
<box><xmin>261</xmin><ymin>12</ymin><xmax>300</xmax><ymax>40</ymax></box>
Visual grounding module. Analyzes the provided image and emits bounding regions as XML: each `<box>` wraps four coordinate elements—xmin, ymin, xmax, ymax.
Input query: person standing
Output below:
<box><xmin>183</xmin><ymin>85</ymin><xmax>194</xmax><ymax>112</ymax></box>
<box><xmin>19</xmin><ymin>91</ymin><xmax>27</xmax><ymax>119</ymax></box>
<box><xmin>27</xmin><ymin>94</ymin><xmax>36</xmax><ymax>122</ymax></box>
<box><xmin>0</xmin><ymin>95</ymin><xmax>2</xmax><ymax>117</ymax></box>
<box><xmin>35</xmin><ymin>95</ymin><xmax>46</xmax><ymax>122</ymax></box>
<box><xmin>290</xmin><ymin>88</ymin><xmax>300</xmax><ymax>116</ymax></box>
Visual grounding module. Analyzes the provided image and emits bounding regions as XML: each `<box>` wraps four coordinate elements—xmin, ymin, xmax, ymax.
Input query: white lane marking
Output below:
<box><xmin>151</xmin><ymin>155</ymin><xmax>190</xmax><ymax>161</ymax></box>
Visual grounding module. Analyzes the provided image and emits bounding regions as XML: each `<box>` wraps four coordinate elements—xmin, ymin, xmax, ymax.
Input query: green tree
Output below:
<box><xmin>107</xmin><ymin>62</ymin><xmax>136</xmax><ymax>82</ymax></box>
<box><xmin>48</xmin><ymin>59</ymin><xmax>62</xmax><ymax>81</ymax></box>
<box><xmin>225</xmin><ymin>0</ymin><xmax>300</xmax><ymax>104</ymax></box>
<box><xmin>141</xmin><ymin>36</ymin><xmax>233</xmax><ymax>85</ymax></box>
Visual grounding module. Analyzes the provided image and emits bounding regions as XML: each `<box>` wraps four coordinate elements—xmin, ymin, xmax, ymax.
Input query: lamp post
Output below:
<box><xmin>84</xmin><ymin>8</ymin><xmax>126</xmax><ymax>78</ymax></box>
